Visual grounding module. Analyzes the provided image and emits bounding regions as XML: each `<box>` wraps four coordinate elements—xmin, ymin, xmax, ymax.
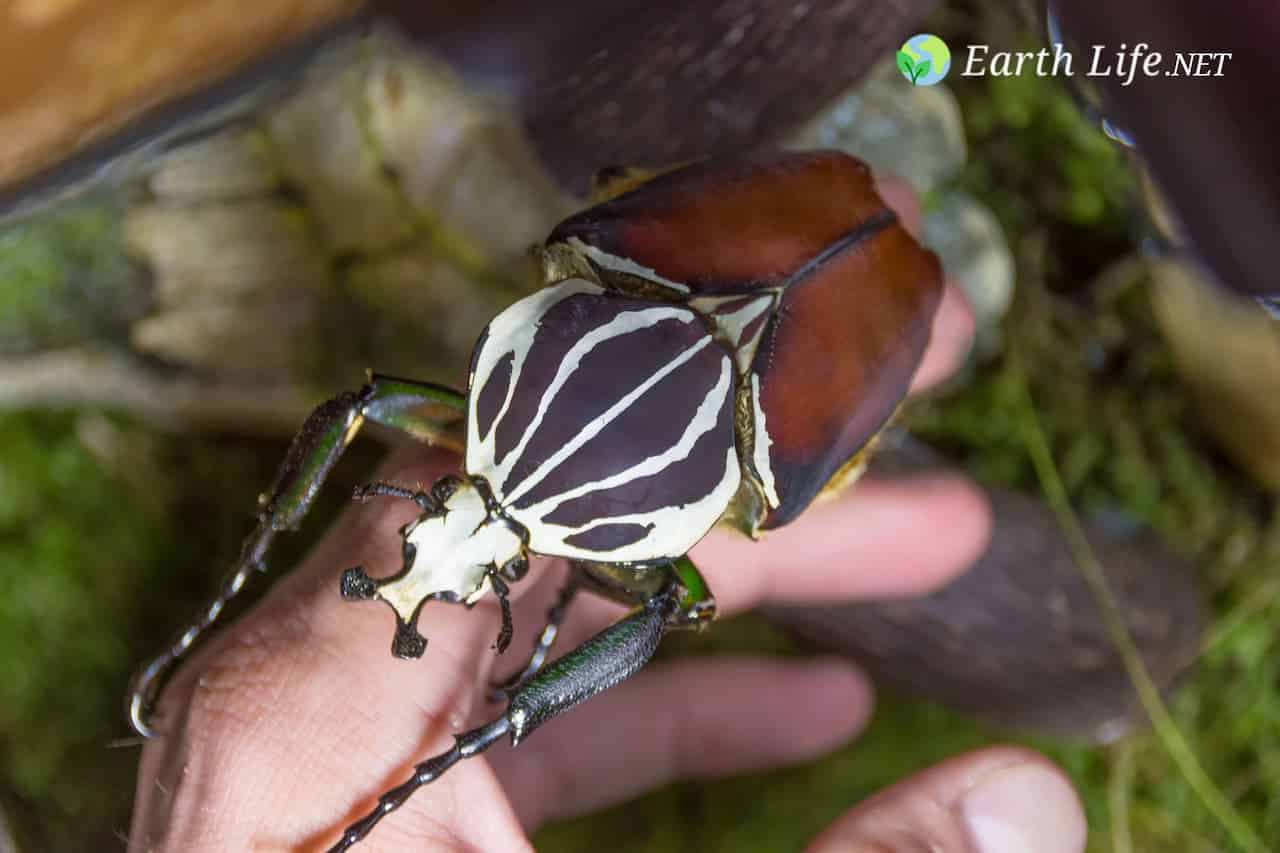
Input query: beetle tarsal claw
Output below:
<box><xmin>340</xmin><ymin>566</ymin><xmax>378</xmax><ymax>601</ymax></box>
<box><xmin>392</xmin><ymin>619</ymin><xmax>427</xmax><ymax>659</ymax></box>
<box><xmin>340</xmin><ymin>480</ymin><xmax>525</xmax><ymax>659</ymax></box>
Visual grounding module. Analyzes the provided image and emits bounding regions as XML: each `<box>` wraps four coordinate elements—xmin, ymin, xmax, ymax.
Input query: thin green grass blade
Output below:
<box><xmin>1009</xmin><ymin>346</ymin><xmax>1266</xmax><ymax>853</ymax></box>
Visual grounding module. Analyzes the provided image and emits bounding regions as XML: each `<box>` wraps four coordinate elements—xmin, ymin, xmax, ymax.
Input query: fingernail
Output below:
<box><xmin>960</xmin><ymin>763</ymin><xmax>1086</xmax><ymax>853</ymax></box>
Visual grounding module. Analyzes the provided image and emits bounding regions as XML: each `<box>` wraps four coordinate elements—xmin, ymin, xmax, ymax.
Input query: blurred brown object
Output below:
<box><xmin>0</xmin><ymin>0</ymin><xmax>936</xmax><ymax>216</ymax></box>
<box><xmin>0</xmin><ymin>44</ymin><xmax>572</xmax><ymax>432</ymax></box>
<box><xmin>767</xmin><ymin>448</ymin><xmax>1205</xmax><ymax>743</ymax></box>
<box><xmin>0</xmin><ymin>0</ymin><xmax>359</xmax><ymax>198</ymax></box>
<box><xmin>1106</xmin><ymin>25</ymin><xmax>1280</xmax><ymax>489</ymax></box>
<box><xmin>1054</xmin><ymin>0</ymin><xmax>1279</xmax><ymax>303</ymax></box>
<box><xmin>384</xmin><ymin>0</ymin><xmax>939</xmax><ymax>190</ymax></box>
<box><xmin>1150</xmin><ymin>259</ymin><xmax>1280</xmax><ymax>490</ymax></box>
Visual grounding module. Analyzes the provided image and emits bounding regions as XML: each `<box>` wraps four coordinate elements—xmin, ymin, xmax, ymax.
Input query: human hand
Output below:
<box><xmin>128</xmin><ymin>180</ymin><xmax>1086</xmax><ymax>853</ymax></box>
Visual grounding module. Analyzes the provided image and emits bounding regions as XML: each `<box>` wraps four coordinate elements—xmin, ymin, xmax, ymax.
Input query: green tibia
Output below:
<box><xmin>670</xmin><ymin>554</ymin><xmax>717</xmax><ymax>627</ymax></box>
<box><xmin>361</xmin><ymin>372</ymin><xmax>467</xmax><ymax>449</ymax></box>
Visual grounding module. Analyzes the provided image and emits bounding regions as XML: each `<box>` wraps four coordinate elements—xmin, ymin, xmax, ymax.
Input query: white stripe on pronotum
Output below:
<box><xmin>750</xmin><ymin>372</ymin><xmax>781</xmax><ymax>508</ymax></box>
<box><xmin>690</xmin><ymin>293</ymin><xmax>777</xmax><ymax>372</ymax></box>
<box><xmin>521</xmin><ymin>446</ymin><xmax>740</xmax><ymax>562</ymax></box>
<box><xmin>467</xmin><ymin>278</ymin><xmax>600</xmax><ymax>468</ymax></box>
<box><xmin>466</xmin><ymin>276</ymin><xmax>752</xmax><ymax>561</ymax></box>
<box><xmin>503</xmin><ymin>332</ymin><xmax>713</xmax><ymax>504</ymax></box>
<box><xmin>515</xmin><ymin>355</ymin><xmax>734</xmax><ymax>519</ymax></box>
<box><xmin>499</xmin><ymin>303</ymin><xmax>695</xmax><ymax>493</ymax></box>
<box><xmin>568</xmin><ymin>237</ymin><xmax>691</xmax><ymax>294</ymax></box>
<box><xmin>469</xmin><ymin>281</ymin><xmax>696</xmax><ymax>491</ymax></box>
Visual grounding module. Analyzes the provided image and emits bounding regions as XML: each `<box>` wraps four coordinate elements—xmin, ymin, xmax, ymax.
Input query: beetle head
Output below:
<box><xmin>341</xmin><ymin>478</ymin><xmax>525</xmax><ymax>659</ymax></box>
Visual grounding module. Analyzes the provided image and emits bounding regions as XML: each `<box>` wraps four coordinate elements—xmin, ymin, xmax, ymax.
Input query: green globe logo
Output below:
<box><xmin>897</xmin><ymin>33</ymin><xmax>952</xmax><ymax>86</ymax></box>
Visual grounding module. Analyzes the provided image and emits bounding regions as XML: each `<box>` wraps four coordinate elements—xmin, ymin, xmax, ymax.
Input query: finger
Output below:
<box><xmin>805</xmin><ymin>746</ymin><xmax>1087</xmax><ymax>853</ymax></box>
<box><xmin>690</xmin><ymin>472</ymin><xmax>993</xmax><ymax>617</ymax></box>
<box><xmin>489</xmin><ymin>656</ymin><xmax>872</xmax><ymax>830</ymax></box>
<box><xmin>505</xmin><ymin>471</ymin><xmax>992</xmax><ymax>672</ymax></box>
<box><xmin>911</xmin><ymin>280</ymin><xmax>975</xmax><ymax>393</ymax></box>
<box><xmin>876</xmin><ymin>175</ymin><xmax>977</xmax><ymax>393</ymax></box>
<box><xmin>875</xmin><ymin>175</ymin><xmax>922</xmax><ymax>237</ymax></box>
<box><xmin>132</xmin><ymin>446</ymin><xmax>536</xmax><ymax>852</ymax></box>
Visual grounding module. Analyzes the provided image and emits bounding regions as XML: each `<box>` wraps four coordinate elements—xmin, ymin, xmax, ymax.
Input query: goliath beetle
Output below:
<box><xmin>127</xmin><ymin>150</ymin><xmax>942</xmax><ymax>850</ymax></box>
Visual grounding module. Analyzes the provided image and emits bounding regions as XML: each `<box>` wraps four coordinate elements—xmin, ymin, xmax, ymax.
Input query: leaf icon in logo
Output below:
<box><xmin>896</xmin><ymin>50</ymin><xmax>917</xmax><ymax>79</ymax></box>
<box><xmin>897</xmin><ymin>35</ymin><xmax>951</xmax><ymax>86</ymax></box>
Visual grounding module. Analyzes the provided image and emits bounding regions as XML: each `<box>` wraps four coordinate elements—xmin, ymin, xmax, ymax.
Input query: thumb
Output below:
<box><xmin>806</xmin><ymin>746</ymin><xmax>1086</xmax><ymax>853</ymax></box>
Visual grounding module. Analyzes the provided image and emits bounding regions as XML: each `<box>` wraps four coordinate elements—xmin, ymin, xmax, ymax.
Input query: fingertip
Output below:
<box><xmin>872</xmin><ymin>175</ymin><xmax>974</xmax><ymax>391</ymax></box>
<box><xmin>961</xmin><ymin>758</ymin><xmax>1087</xmax><ymax>853</ymax></box>
<box><xmin>786</xmin><ymin>657</ymin><xmax>877</xmax><ymax>752</ymax></box>
<box><xmin>807</xmin><ymin>746</ymin><xmax>1087</xmax><ymax>853</ymax></box>
<box><xmin>889</xmin><ymin>472</ymin><xmax>992</xmax><ymax>596</ymax></box>
<box><xmin>834</xmin><ymin>471</ymin><xmax>991</xmax><ymax>599</ymax></box>
<box><xmin>699</xmin><ymin>471</ymin><xmax>991</xmax><ymax>610</ymax></box>
<box><xmin>911</xmin><ymin>280</ymin><xmax>976</xmax><ymax>393</ymax></box>
<box><xmin>874</xmin><ymin>173</ymin><xmax>923</xmax><ymax>237</ymax></box>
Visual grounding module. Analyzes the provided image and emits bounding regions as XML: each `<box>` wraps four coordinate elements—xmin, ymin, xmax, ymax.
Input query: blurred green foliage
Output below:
<box><xmin>0</xmin><ymin>410</ymin><xmax>302</xmax><ymax>850</ymax></box>
<box><xmin>0</xmin><ymin>202</ymin><xmax>146</xmax><ymax>354</ymax></box>
<box><xmin>0</xmin><ymin>414</ymin><xmax>127</xmax><ymax>844</ymax></box>
<box><xmin>956</xmin><ymin>62</ymin><xmax>1134</xmax><ymax>230</ymax></box>
<box><xmin>0</xmin><ymin>411</ymin><xmax>163</xmax><ymax>849</ymax></box>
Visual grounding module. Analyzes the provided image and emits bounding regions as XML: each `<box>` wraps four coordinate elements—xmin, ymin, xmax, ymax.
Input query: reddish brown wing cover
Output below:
<box><xmin>548</xmin><ymin>150</ymin><xmax>942</xmax><ymax>529</ymax></box>
<box><xmin>756</xmin><ymin>222</ymin><xmax>942</xmax><ymax>528</ymax></box>
<box><xmin>546</xmin><ymin>151</ymin><xmax>889</xmax><ymax>295</ymax></box>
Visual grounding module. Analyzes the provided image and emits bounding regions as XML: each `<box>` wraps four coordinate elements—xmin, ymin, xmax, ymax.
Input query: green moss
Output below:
<box><xmin>0</xmin><ymin>201</ymin><xmax>147</xmax><ymax>354</ymax></box>
<box><xmin>0</xmin><ymin>411</ymin><xmax>160</xmax><ymax>848</ymax></box>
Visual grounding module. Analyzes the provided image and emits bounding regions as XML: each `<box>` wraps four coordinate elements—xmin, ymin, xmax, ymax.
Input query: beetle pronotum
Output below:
<box><xmin>127</xmin><ymin>150</ymin><xmax>943</xmax><ymax>850</ymax></box>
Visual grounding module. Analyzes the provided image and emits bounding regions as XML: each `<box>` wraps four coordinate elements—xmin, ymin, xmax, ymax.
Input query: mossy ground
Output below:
<box><xmin>1</xmin><ymin>3</ymin><xmax>1276</xmax><ymax>850</ymax></box>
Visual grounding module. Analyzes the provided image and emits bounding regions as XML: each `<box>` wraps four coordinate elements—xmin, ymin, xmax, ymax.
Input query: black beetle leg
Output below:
<box><xmin>126</xmin><ymin>373</ymin><xmax>466</xmax><ymax>738</ymax></box>
<box><xmin>327</xmin><ymin>581</ymin><xmax>682</xmax><ymax>853</ymax></box>
<box><xmin>487</xmin><ymin>571</ymin><xmax>515</xmax><ymax>654</ymax></box>
<box><xmin>352</xmin><ymin>481</ymin><xmax>438</xmax><ymax>513</ymax></box>
<box><xmin>488</xmin><ymin>571</ymin><xmax>582</xmax><ymax>701</ymax></box>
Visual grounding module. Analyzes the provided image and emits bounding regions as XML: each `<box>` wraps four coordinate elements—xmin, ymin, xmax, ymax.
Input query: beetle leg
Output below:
<box><xmin>352</xmin><ymin>481</ymin><xmax>438</xmax><ymax>512</ymax></box>
<box><xmin>327</xmin><ymin>582</ymin><xmax>682</xmax><ymax>853</ymax></box>
<box><xmin>668</xmin><ymin>554</ymin><xmax>717</xmax><ymax>628</ymax></box>
<box><xmin>488</xmin><ymin>571</ymin><xmax>582</xmax><ymax>701</ymax></box>
<box><xmin>126</xmin><ymin>374</ymin><xmax>466</xmax><ymax>738</ymax></box>
<box><xmin>487</xmin><ymin>571</ymin><xmax>514</xmax><ymax>654</ymax></box>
